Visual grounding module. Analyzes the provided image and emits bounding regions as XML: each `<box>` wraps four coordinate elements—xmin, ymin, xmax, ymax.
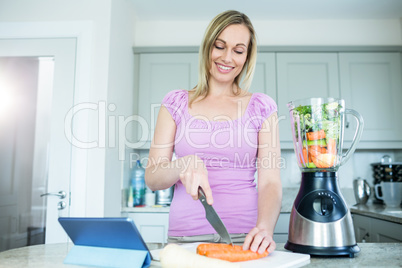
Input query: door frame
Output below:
<box><xmin>0</xmin><ymin>21</ymin><xmax>93</xmax><ymax>219</ymax></box>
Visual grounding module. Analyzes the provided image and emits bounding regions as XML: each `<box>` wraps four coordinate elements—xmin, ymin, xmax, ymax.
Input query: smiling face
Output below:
<box><xmin>209</xmin><ymin>24</ymin><xmax>250</xmax><ymax>87</ymax></box>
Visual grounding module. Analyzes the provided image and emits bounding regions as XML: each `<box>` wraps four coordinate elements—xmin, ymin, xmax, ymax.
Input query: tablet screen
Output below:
<box><xmin>58</xmin><ymin>217</ymin><xmax>151</xmax><ymax>255</ymax></box>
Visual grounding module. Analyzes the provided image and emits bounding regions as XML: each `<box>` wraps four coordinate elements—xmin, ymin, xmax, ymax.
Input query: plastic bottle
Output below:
<box><xmin>145</xmin><ymin>186</ymin><xmax>156</xmax><ymax>206</ymax></box>
<box><xmin>127</xmin><ymin>185</ymin><xmax>134</xmax><ymax>207</ymax></box>
<box><xmin>130</xmin><ymin>160</ymin><xmax>145</xmax><ymax>206</ymax></box>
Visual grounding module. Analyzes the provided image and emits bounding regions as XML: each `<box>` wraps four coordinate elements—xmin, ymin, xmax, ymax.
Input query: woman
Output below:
<box><xmin>145</xmin><ymin>10</ymin><xmax>282</xmax><ymax>254</ymax></box>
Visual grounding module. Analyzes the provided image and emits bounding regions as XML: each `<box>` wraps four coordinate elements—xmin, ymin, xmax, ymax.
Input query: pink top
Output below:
<box><xmin>162</xmin><ymin>89</ymin><xmax>277</xmax><ymax>236</ymax></box>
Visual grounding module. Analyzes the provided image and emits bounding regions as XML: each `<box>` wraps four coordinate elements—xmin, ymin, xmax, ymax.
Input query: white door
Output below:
<box><xmin>0</xmin><ymin>38</ymin><xmax>76</xmax><ymax>250</ymax></box>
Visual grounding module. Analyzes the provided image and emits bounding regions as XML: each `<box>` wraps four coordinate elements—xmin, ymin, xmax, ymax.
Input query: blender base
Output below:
<box><xmin>285</xmin><ymin>241</ymin><xmax>360</xmax><ymax>258</ymax></box>
<box><xmin>285</xmin><ymin>172</ymin><xmax>360</xmax><ymax>258</ymax></box>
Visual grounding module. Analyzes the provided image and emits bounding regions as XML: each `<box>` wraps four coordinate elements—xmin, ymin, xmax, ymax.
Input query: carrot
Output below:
<box><xmin>299</xmin><ymin>153</ymin><xmax>311</xmax><ymax>167</ymax></box>
<box><xmin>302</xmin><ymin>148</ymin><xmax>308</xmax><ymax>163</ymax></box>
<box><xmin>197</xmin><ymin>243</ymin><xmax>268</xmax><ymax>262</ymax></box>
<box><xmin>310</xmin><ymin>155</ymin><xmax>322</xmax><ymax>168</ymax></box>
<box><xmin>308</xmin><ymin>145</ymin><xmax>324</xmax><ymax>157</ymax></box>
<box><xmin>204</xmin><ymin>249</ymin><xmax>269</xmax><ymax>262</ymax></box>
<box><xmin>318</xmin><ymin>153</ymin><xmax>337</xmax><ymax>168</ymax></box>
<box><xmin>326</xmin><ymin>138</ymin><xmax>337</xmax><ymax>155</ymax></box>
<box><xmin>197</xmin><ymin>244</ymin><xmax>242</xmax><ymax>255</ymax></box>
<box><xmin>311</xmin><ymin>153</ymin><xmax>336</xmax><ymax>168</ymax></box>
<box><xmin>306</xmin><ymin>129</ymin><xmax>326</xmax><ymax>140</ymax></box>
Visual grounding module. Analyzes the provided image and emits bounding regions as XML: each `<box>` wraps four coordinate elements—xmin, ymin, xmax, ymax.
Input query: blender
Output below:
<box><xmin>285</xmin><ymin>98</ymin><xmax>364</xmax><ymax>257</ymax></box>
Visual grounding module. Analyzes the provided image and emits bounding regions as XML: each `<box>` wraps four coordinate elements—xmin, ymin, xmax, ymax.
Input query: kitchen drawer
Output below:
<box><xmin>370</xmin><ymin>217</ymin><xmax>402</xmax><ymax>242</ymax></box>
<box><xmin>352</xmin><ymin>213</ymin><xmax>402</xmax><ymax>243</ymax></box>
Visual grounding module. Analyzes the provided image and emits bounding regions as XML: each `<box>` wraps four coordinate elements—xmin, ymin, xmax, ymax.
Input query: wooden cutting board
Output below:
<box><xmin>150</xmin><ymin>243</ymin><xmax>310</xmax><ymax>268</ymax></box>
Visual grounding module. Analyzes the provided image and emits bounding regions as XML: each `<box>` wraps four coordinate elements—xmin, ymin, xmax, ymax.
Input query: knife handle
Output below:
<box><xmin>198</xmin><ymin>187</ymin><xmax>206</xmax><ymax>200</ymax></box>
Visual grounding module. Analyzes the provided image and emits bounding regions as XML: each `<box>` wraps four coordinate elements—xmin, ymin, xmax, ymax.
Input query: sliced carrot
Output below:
<box><xmin>326</xmin><ymin>138</ymin><xmax>337</xmax><ymax>155</ymax></box>
<box><xmin>311</xmin><ymin>155</ymin><xmax>322</xmax><ymax>168</ymax></box>
<box><xmin>302</xmin><ymin>148</ymin><xmax>307</xmax><ymax>160</ymax></box>
<box><xmin>197</xmin><ymin>243</ymin><xmax>242</xmax><ymax>255</ymax></box>
<box><xmin>313</xmin><ymin>153</ymin><xmax>337</xmax><ymax>168</ymax></box>
<box><xmin>306</xmin><ymin>129</ymin><xmax>326</xmax><ymax>141</ymax></box>
<box><xmin>204</xmin><ymin>249</ymin><xmax>269</xmax><ymax>262</ymax></box>
<box><xmin>302</xmin><ymin>148</ymin><xmax>308</xmax><ymax>163</ymax></box>
<box><xmin>308</xmin><ymin>145</ymin><xmax>324</xmax><ymax>157</ymax></box>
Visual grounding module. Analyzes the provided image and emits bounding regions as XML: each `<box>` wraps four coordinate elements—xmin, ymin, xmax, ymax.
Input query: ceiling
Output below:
<box><xmin>130</xmin><ymin>0</ymin><xmax>402</xmax><ymax>21</ymax></box>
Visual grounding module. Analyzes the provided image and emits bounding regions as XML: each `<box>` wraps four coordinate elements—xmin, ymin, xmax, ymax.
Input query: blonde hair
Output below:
<box><xmin>189</xmin><ymin>10</ymin><xmax>257</xmax><ymax>106</ymax></box>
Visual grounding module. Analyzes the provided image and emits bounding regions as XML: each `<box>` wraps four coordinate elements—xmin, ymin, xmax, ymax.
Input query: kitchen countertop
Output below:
<box><xmin>350</xmin><ymin>201</ymin><xmax>402</xmax><ymax>224</ymax></box>
<box><xmin>0</xmin><ymin>242</ymin><xmax>400</xmax><ymax>267</ymax></box>
<box><xmin>122</xmin><ymin>205</ymin><xmax>170</xmax><ymax>213</ymax></box>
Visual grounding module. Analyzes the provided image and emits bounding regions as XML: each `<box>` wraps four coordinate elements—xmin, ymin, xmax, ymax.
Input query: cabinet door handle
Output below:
<box><xmin>40</xmin><ymin>191</ymin><xmax>67</xmax><ymax>199</ymax></box>
<box><xmin>362</xmin><ymin>232</ymin><xmax>370</xmax><ymax>243</ymax></box>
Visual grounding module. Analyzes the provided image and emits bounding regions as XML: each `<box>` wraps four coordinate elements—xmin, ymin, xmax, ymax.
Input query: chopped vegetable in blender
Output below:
<box><xmin>293</xmin><ymin>102</ymin><xmax>341</xmax><ymax>169</ymax></box>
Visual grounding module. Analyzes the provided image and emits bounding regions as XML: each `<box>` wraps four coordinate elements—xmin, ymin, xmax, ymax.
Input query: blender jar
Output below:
<box><xmin>288</xmin><ymin>98</ymin><xmax>364</xmax><ymax>172</ymax></box>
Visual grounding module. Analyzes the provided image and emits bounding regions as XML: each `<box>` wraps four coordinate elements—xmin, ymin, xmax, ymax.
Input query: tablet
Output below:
<box><xmin>58</xmin><ymin>217</ymin><xmax>152</xmax><ymax>258</ymax></box>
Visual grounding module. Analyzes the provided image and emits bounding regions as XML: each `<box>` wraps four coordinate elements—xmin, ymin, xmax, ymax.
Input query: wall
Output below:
<box><xmin>104</xmin><ymin>0</ymin><xmax>137</xmax><ymax>217</ymax></box>
<box><xmin>134</xmin><ymin>19</ymin><xmax>402</xmax><ymax>46</ymax></box>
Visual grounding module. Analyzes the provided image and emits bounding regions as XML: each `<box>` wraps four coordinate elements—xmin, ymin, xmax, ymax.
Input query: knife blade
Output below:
<box><xmin>198</xmin><ymin>188</ymin><xmax>233</xmax><ymax>246</ymax></box>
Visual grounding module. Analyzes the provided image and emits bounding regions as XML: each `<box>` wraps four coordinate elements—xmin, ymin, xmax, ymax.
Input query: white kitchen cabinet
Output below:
<box><xmin>352</xmin><ymin>214</ymin><xmax>371</xmax><ymax>242</ymax></box>
<box><xmin>134</xmin><ymin>51</ymin><xmax>277</xmax><ymax>148</ymax></box>
<box><xmin>352</xmin><ymin>214</ymin><xmax>402</xmax><ymax>243</ymax></box>
<box><xmin>339</xmin><ymin>53</ymin><xmax>402</xmax><ymax>148</ymax></box>
<box><xmin>124</xmin><ymin>211</ymin><xmax>170</xmax><ymax>244</ymax></box>
<box><xmin>136</xmin><ymin>53</ymin><xmax>198</xmax><ymax>144</ymax></box>
<box><xmin>133</xmin><ymin>48</ymin><xmax>402</xmax><ymax>150</ymax></box>
<box><xmin>370</xmin><ymin>216</ymin><xmax>402</xmax><ymax>242</ymax></box>
<box><xmin>276</xmin><ymin>53</ymin><xmax>341</xmax><ymax>148</ymax></box>
<box><xmin>124</xmin><ymin>210</ymin><xmax>290</xmax><ymax>244</ymax></box>
<box><xmin>249</xmin><ymin>52</ymin><xmax>277</xmax><ymax>98</ymax></box>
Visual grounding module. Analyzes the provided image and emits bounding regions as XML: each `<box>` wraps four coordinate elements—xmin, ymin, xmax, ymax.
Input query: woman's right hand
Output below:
<box><xmin>178</xmin><ymin>155</ymin><xmax>213</xmax><ymax>205</ymax></box>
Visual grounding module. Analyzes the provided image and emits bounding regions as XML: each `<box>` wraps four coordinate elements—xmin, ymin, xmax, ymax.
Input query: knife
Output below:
<box><xmin>198</xmin><ymin>188</ymin><xmax>233</xmax><ymax>246</ymax></box>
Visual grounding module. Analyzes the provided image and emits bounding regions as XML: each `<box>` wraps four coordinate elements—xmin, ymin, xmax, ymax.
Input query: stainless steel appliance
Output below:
<box><xmin>371</xmin><ymin>155</ymin><xmax>402</xmax><ymax>204</ymax></box>
<box><xmin>155</xmin><ymin>186</ymin><xmax>174</xmax><ymax>205</ymax></box>
<box><xmin>353</xmin><ymin>178</ymin><xmax>371</xmax><ymax>205</ymax></box>
<box><xmin>285</xmin><ymin>98</ymin><xmax>364</xmax><ymax>257</ymax></box>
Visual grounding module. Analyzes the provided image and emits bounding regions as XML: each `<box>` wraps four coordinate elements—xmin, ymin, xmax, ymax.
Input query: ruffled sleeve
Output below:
<box><xmin>247</xmin><ymin>93</ymin><xmax>278</xmax><ymax>131</ymax></box>
<box><xmin>162</xmin><ymin>89</ymin><xmax>188</xmax><ymax>126</ymax></box>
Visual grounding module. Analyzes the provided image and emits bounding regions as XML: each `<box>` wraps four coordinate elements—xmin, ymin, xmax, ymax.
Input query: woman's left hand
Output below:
<box><xmin>242</xmin><ymin>227</ymin><xmax>276</xmax><ymax>254</ymax></box>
